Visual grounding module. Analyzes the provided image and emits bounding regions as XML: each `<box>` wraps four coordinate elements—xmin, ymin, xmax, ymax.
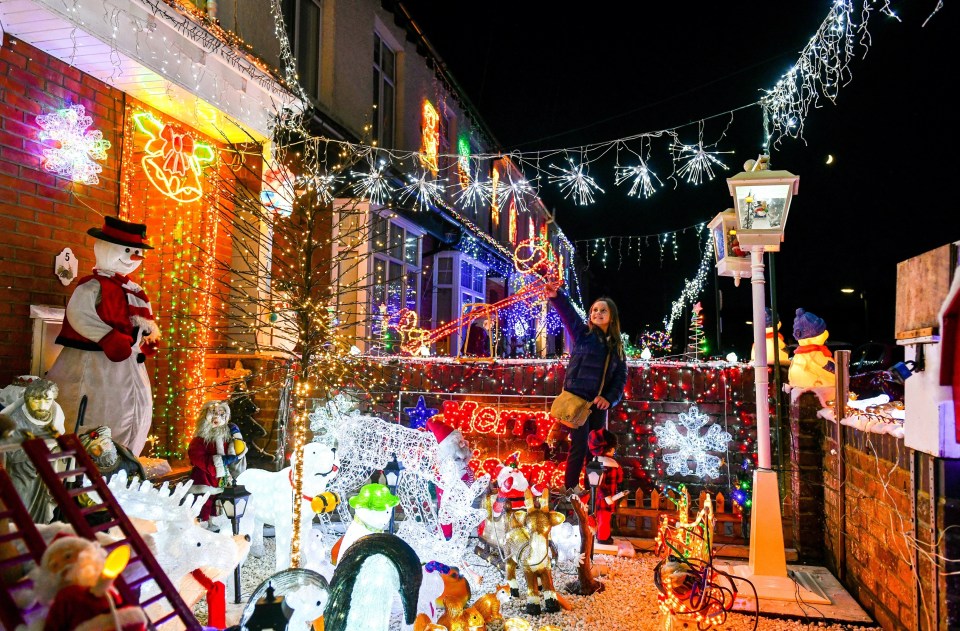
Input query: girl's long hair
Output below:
<box><xmin>589</xmin><ymin>297</ymin><xmax>625</xmax><ymax>359</ymax></box>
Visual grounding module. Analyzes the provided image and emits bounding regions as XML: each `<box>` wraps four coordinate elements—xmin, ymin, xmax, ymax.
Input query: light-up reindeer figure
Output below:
<box><xmin>391</xmin><ymin>239</ymin><xmax>562</xmax><ymax>355</ymax></box>
<box><xmin>504</xmin><ymin>487</ymin><xmax>565</xmax><ymax>615</ymax></box>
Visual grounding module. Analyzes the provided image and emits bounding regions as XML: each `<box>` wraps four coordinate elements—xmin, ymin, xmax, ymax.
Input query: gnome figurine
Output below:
<box><xmin>751</xmin><ymin>307</ymin><xmax>791</xmax><ymax>366</ymax></box>
<box><xmin>788</xmin><ymin>308</ymin><xmax>836</xmax><ymax>389</ymax></box>
<box><xmin>46</xmin><ymin>216</ymin><xmax>159</xmax><ymax>456</ymax></box>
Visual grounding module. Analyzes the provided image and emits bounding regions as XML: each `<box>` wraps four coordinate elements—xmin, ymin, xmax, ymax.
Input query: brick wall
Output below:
<box><xmin>0</xmin><ymin>37</ymin><xmax>125</xmax><ymax>386</ymax></box>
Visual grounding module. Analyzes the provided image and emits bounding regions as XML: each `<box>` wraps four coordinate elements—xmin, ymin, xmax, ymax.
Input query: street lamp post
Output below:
<box><xmin>712</xmin><ymin>157</ymin><xmax>827</xmax><ymax>604</ymax></box>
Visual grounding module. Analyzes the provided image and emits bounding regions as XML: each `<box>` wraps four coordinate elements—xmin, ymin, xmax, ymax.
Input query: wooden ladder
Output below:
<box><xmin>0</xmin><ymin>466</ymin><xmax>51</xmax><ymax>629</ymax></box>
<box><xmin>21</xmin><ymin>434</ymin><xmax>201</xmax><ymax>630</ymax></box>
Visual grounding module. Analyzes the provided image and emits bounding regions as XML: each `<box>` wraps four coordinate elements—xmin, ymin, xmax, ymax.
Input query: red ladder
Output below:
<box><xmin>22</xmin><ymin>434</ymin><xmax>202</xmax><ymax>630</ymax></box>
<box><xmin>0</xmin><ymin>465</ymin><xmax>51</xmax><ymax>629</ymax></box>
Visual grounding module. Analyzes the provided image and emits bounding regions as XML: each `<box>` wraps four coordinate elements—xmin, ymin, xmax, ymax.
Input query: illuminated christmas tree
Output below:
<box><xmin>684</xmin><ymin>302</ymin><xmax>708</xmax><ymax>360</ymax></box>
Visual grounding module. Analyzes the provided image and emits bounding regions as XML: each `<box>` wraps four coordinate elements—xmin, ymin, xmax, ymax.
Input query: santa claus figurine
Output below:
<box><xmin>46</xmin><ymin>216</ymin><xmax>160</xmax><ymax>456</ymax></box>
<box><xmin>426</xmin><ymin>418</ymin><xmax>474</xmax><ymax>538</ymax></box>
<box><xmin>189</xmin><ymin>400</ymin><xmax>247</xmax><ymax>522</ymax></box>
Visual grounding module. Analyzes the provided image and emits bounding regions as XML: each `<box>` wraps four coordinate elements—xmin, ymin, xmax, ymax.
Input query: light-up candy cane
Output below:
<box><xmin>392</xmin><ymin>239</ymin><xmax>562</xmax><ymax>355</ymax></box>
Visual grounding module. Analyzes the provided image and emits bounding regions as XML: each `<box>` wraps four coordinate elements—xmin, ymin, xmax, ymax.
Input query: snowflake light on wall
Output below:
<box><xmin>654</xmin><ymin>404</ymin><xmax>732</xmax><ymax>479</ymax></box>
<box><xmin>36</xmin><ymin>104</ymin><xmax>111</xmax><ymax>185</ymax></box>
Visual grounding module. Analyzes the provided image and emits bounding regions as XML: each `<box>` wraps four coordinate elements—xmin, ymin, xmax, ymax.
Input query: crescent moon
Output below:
<box><xmin>826</xmin><ymin>154</ymin><xmax>835</xmax><ymax>164</ymax></box>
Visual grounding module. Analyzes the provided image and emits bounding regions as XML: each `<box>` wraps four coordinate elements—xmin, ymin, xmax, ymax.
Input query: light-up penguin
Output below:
<box><xmin>47</xmin><ymin>216</ymin><xmax>160</xmax><ymax>456</ymax></box>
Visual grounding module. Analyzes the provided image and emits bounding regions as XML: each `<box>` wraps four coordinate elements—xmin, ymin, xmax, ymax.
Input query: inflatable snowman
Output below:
<box><xmin>788</xmin><ymin>308</ymin><xmax>836</xmax><ymax>389</ymax></box>
<box><xmin>751</xmin><ymin>307</ymin><xmax>791</xmax><ymax>366</ymax></box>
<box><xmin>47</xmin><ymin>216</ymin><xmax>159</xmax><ymax>455</ymax></box>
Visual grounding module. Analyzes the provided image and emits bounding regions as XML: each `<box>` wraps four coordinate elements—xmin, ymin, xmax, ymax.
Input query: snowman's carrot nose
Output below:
<box><xmin>130</xmin><ymin>253</ymin><xmax>144</xmax><ymax>261</ymax></box>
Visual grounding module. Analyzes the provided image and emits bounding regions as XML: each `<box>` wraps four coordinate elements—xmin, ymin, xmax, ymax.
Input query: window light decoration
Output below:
<box><xmin>133</xmin><ymin>111</ymin><xmax>215</xmax><ymax>202</ymax></box>
<box><xmin>35</xmin><ymin>104</ymin><xmax>111</xmax><ymax>185</ymax></box>
<box><xmin>420</xmin><ymin>100</ymin><xmax>440</xmax><ymax>173</ymax></box>
<box><xmin>654</xmin><ymin>405</ymin><xmax>732</xmax><ymax>479</ymax></box>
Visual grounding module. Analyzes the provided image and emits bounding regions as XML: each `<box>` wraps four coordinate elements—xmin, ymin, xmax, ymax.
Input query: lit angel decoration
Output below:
<box><xmin>351</xmin><ymin>156</ymin><xmax>395</xmax><ymax>205</ymax></box>
<box><xmin>654</xmin><ymin>405</ymin><xmax>732</xmax><ymax>479</ymax></box>
<box><xmin>133</xmin><ymin>112</ymin><xmax>215</xmax><ymax>202</ymax></box>
<box><xmin>36</xmin><ymin>104</ymin><xmax>111</xmax><ymax>185</ymax></box>
<box><xmin>548</xmin><ymin>157</ymin><xmax>604</xmax><ymax>205</ymax></box>
<box><xmin>399</xmin><ymin>172</ymin><xmax>445</xmax><ymax>211</ymax></box>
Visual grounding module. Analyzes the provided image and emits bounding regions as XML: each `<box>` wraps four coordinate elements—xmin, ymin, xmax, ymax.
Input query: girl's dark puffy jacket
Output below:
<box><xmin>549</xmin><ymin>291</ymin><xmax>627</xmax><ymax>406</ymax></box>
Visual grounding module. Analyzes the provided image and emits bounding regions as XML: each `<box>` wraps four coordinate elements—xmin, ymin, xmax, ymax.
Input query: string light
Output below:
<box><xmin>398</xmin><ymin>172</ymin><xmax>445</xmax><ymax>211</ymax></box>
<box><xmin>351</xmin><ymin>157</ymin><xmax>396</xmax><ymax>205</ymax></box>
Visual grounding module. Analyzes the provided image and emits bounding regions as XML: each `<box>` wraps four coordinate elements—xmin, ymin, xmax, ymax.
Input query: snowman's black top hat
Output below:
<box><xmin>87</xmin><ymin>216</ymin><xmax>153</xmax><ymax>249</ymax></box>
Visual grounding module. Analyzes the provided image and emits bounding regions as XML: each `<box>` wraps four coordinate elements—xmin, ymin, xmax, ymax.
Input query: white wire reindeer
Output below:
<box><xmin>309</xmin><ymin>395</ymin><xmax>489</xmax><ymax>566</ymax></box>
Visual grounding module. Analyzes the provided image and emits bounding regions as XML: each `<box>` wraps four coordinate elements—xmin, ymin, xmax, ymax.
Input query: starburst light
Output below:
<box><xmin>496</xmin><ymin>175</ymin><xmax>535</xmax><ymax>213</ymax></box>
<box><xmin>548</xmin><ymin>158</ymin><xmax>605</xmax><ymax>205</ymax></box>
<box><xmin>654</xmin><ymin>404</ymin><xmax>732</xmax><ymax>479</ymax></box>
<box><xmin>455</xmin><ymin>176</ymin><xmax>493</xmax><ymax>209</ymax></box>
<box><xmin>614</xmin><ymin>161</ymin><xmax>662</xmax><ymax>199</ymax></box>
<box><xmin>671</xmin><ymin>142</ymin><xmax>730</xmax><ymax>185</ymax></box>
<box><xmin>36</xmin><ymin>104</ymin><xmax>111</xmax><ymax>185</ymax></box>
<box><xmin>351</xmin><ymin>157</ymin><xmax>395</xmax><ymax>205</ymax></box>
<box><xmin>399</xmin><ymin>172</ymin><xmax>445</xmax><ymax>211</ymax></box>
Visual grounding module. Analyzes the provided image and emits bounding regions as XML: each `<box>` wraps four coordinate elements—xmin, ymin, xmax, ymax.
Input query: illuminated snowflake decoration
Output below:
<box><xmin>399</xmin><ymin>172</ymin><xmax>445</xmax><ymax>211</ymax></box>
<box><xmin>654</xmin><ymin>405</ymin><xmax>732</xmax><ymax>479</ymax></box>
<box><xmin>671</xmin><ymin>141</ymin><xmax>730</xmax><ymax>185</ymax></box>
<box><xmin>455</xmin><ymin>176</ymin><xmax>493</xmax><ymax>209</ymax></box>
<box><xmin>36</xmin><ymin>104</ymin><xmax>111</xmax><ymax>185</ymax></box>
<box><xmin>351</xmin><ymin>157</ymin><xmax>395</xmax><ymax>205</ymax></box>
<box><xmin>496</xmin><ymin>175</ymin><xmax>536</xmax><ymax>213</ymax></box>
<box><xmin>614</xmin><ymin>161</ymin><xmax>662</xmax><ymax>199</ymax></box>
<box><xmin>548</xmin><ymin>158</ymin><xmax>604</xmax><ymax>206</ymax></box>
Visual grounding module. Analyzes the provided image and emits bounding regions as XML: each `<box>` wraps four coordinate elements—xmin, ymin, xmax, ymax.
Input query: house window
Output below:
<box><xmin>371</xmin><ymin>213</ymin><xmax>421</xmax><ymax>351</ymax></box>
<box><xmin>434</xmin><ymin>253</ymin><xmax>487</xmax><ymax>356</ymax></box>
<box><xmin>291</xmin><ymin>0</ymin><xmax>322</xmax><ymax>100</ymax></box>
<box><xmin>373</xmin><ymin>32</ymin><xmax>396</xmax><ymax>147</ymax></box>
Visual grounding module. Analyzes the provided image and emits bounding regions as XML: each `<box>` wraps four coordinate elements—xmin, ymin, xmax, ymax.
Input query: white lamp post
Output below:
<box><xmin>715</xmin><ymin>157</ymin><xmax>826</xmax><ymax>604</ymax></box>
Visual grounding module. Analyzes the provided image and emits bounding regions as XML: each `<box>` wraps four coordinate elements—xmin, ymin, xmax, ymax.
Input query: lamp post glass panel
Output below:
<box><xmin>585</xmin><ymin>457</ymin><xmax>603</xmax><ymax>514</ymax></box>
<box><xmin>215</xmin><ymin>483</ymin><xmax>251</xmax><ymax>603</ymax></box>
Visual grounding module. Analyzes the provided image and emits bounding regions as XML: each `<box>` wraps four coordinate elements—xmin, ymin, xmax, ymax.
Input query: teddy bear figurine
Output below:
<box><xmin>29</xmin><ymin>536</ymin><xmax>147</xmax><ymax>631</ymax></box>
<box><xmin>788</xmin><ymin>308</ymin><xmax>836</xmax><ymax>389</ymax></box>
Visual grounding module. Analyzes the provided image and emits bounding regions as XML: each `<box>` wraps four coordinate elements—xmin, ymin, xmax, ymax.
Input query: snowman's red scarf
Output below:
<box><xmin>93</xmin><ymin>269</ymin><xmax>155</xmax><ymax>327</ymax></box>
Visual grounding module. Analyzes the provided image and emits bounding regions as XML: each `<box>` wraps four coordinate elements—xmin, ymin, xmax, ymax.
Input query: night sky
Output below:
<box><xmin>401</xmin><ymin>2</ymin><xmax>957</xmax><ymax>359</ymax></box>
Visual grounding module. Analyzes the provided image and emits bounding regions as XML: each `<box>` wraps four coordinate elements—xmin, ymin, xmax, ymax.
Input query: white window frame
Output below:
<box><xmin>293</xmin><ymin>0</ymin><xmax>323</xmax><ymax>101</ymax></box>
<box><xmin>432</xmin><ymin>252</ymin><xmax>488</xmax><ymax>355</ymax></box>
<box><xmin>372</xmin><ymin>28</ymin><xmax>399</xmax><ymax>148</ymax></box>
<box><xmin>369</xmin><ymin>210</ymin><xmax>424</xmax><ymax>351</ymax></box>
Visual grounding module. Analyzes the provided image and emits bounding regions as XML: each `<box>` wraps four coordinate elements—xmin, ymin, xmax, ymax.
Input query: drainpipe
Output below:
<box><xmin>834</xmin><ymin>349</ymin><xmax>850</xmax><ymax>581</ymax></box>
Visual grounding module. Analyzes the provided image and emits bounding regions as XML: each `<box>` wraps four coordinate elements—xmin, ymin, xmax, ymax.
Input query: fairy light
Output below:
<box><xmin>455</xmin><ymin>175</ymin><xmax>493</xmax><ymax>209</ymax></box>
<box><xmin>496</xmin><ymin>174</ymin><xmax>535</xmax><ymax>213</ymax></box>
<box><xmin>670</xmin><ymin>137</ymin><xmax>731</xmax><ymax>186</ymax></box>
<box><xmin>35</xmin><ymin>104</ymin><xmax>111</xmax><ymax>185</ymax></box>
<box><xmin>547</xmin><ymin>157</ymin><xmax>604</xmax><ymax>206</ymax></box>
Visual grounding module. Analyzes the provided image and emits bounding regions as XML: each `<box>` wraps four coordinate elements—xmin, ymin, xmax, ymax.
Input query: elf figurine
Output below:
<box><xmin>587</xmin><ymin>428</ymin><xmax>624</xmax><ymax>545</ymax></box>
<box><xmin>188</xmin><ymin>400</ymin><xmax>247</xmax><ymax>522</ymax></box>
<box><xmin>46</xmin><ymin>216</ymin><xmax>160</xmax><ymax>456</ymax></box>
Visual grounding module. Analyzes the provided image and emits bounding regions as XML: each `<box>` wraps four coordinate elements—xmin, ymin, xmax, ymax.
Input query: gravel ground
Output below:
<box><xmin>194</xmin><ymin>534</ymin><xmax>881</xmax><ymax>631</ymax></box>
